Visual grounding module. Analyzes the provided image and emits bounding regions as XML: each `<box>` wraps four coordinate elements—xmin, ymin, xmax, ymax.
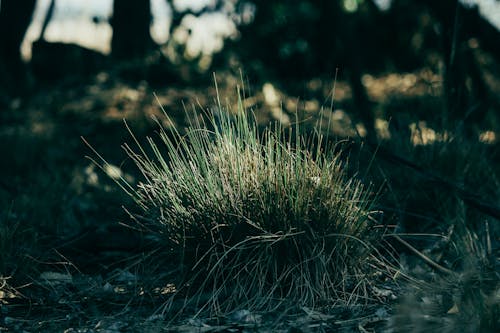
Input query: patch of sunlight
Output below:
<box><xmin>304</xmin><ymin>100</ymin><xmax>320</xmax><ymax>113</ymax></box>
<box><xmin>409</xmin><ymin>121</ymin><xmax>449</xmax><ymax>146</ymax></box>
<box><xmin>331</xmin><ymin>109</ymin><xmax>349</xmax><ymax>121</ymax></box>
<box><xmin>176</xmin><ymin>12</ymin><xmax>238</xmax><ymax>59</ymax></box>
<box><xmin>31</xmin><ymin>121</ymin><xmax>54</xmax><ymax>135</ymax></box>
<box><xmin>362</xmin><ymin>72</ymin><xmax>427</xmax><ymax>101</ymax></box>
<box><xmin>262</xmin><ymin>83</ymin><xmax>290</xmax><ymax>125</ymax></box>
<box><xmin>262</xmin><ymin>83</ymin><xmax>280</xmax><ymax>105</ymax></box>
<box><xmin>86</xmin><ymin>162</ymin><xmax>137</xmax><ymax>187</ymax></box>
<box><xmin>198</xmin><ymin>54</ymin><xmax>213</xmax><ymax>71</ymax></box>
<box><xmin>242</xmin><ymin>95</ymin><xmax>259</xmax><ymax>110</ymax></box>
<box><xmin>85</xmin><ymin>164</ymin><xmax>99</xmax><ymax>186</ymax></box>
<box><xmin>172</xmin><ymin>0</ymin><xmax>215</xmax><ymax>12</ymax></box>
<box><xmin>285</xmin><ymin>98</ymin><xmax>299</xmax><ymax>113</ymax></box>
<box><xmin>479</xmin><ymin>130</ymin><xmax>497</xmax><ymax>144</ymax></box>
<box><xmin>104</xmin><ymin>163</ymin><xmax>135</xmax><ymax>183</ymax></box>
<box><xmin>270</xmin><ymin>108</ymin><xmax>290</xmax><ymax>125</ymax></box>
<box><xmin>172</xmin><ymin>23</ymin><xmax>190</xmax><ymax>45</ymax></box>
<box><xmin>410</xmin><ymin>122</ymin><xmax>435</xmax><ymax>145</ymax></box>
<box><xmin>325</xmin><ymin>109</ymin><xmax>359</xmax><ymax>137</ymax></box>
<box><xmin>373</xmin><ymin>0</ymin><xmax>392</xmax><ymax>11</ymax></box>
<box><xmin>375</xmin><ymin>118</ymin><xmax>391</xmax><ymax>140</ymax></box>
<box><xmin>119</xmin><ymin>88</ymin><xmax>141</xmax><ymax>102</ymax></box>
<box><xmin>307</xmin><ymin>78</ymin><xmax>322</xmax><ymax>92</ymax></box>
<box><xmin>285</xmin><ymin>97</ymin><xmax>320</xmax><ymax>115</ymax></box>
<box><xmin>343</xmin><ymin>0</ymin><xmax>359</xmax><ymax>12</ymax></box>
<box><xmin>364</xmin><ymin>73</ymin><xmax>417</xmax><ymax>90</ymax></box>
<box><xmin>356</xmin><ymin>123</ymin><xmax>367</xmax><ymax>138</ymax></box>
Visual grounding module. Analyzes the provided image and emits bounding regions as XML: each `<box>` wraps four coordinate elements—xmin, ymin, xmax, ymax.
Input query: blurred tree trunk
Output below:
<box><xmin>435</xmin><ymin>0</ymin><xmax>468</xmax><ymax>123</ymax></box>
<box><xmin>39</xmin><ymin>0</ymin><xmax>56</xmax><ymax>41</ymax></box>
<box><xmin>0</xmin><ymin>0</ymin><xmax>36</xmax><ymax>97</ymax></box>
<box><xmin>418</xmin><ymin>0</ymin><xmax>499</xmax><ymax>133</ymax></box>
<box><xmin>111</xmin><ymin>0</ymin><xmax>155</xmax><ymax>59</ymax></box>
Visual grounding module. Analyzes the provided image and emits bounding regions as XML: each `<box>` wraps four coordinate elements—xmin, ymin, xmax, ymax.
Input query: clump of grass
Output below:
<box><xmin>93</xmin><ymin>90</ymin><xmax>383</xmax><ymax>314</ymax></box>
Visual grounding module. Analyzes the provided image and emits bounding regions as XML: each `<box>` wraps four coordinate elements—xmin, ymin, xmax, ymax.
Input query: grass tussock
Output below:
<box><xmin>93</xmin><ymin>91</ymin><xmax>384</xmax><ymax>314</ymax></box>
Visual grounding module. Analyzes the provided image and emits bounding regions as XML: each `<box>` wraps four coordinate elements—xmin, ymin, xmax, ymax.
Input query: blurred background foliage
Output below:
<box><xmin>0</xmin><ymin>0</ymin><xmax>499</xmax><ymax>136</ymax></box>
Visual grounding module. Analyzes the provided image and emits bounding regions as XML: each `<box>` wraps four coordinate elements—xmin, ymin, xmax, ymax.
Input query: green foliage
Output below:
<box><xmin>101</xmin><ymin>91</ymin><xmax>382</xmax><ymax>311</ymax></box>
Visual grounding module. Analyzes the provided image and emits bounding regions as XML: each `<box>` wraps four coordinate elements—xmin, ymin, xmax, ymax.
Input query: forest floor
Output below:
<box><xmin>0</xmin><ymin>69</ymin><xmax>499</xmax><ymax>332</ymax></box>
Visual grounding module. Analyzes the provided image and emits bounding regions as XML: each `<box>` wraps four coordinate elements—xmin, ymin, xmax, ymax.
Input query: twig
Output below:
<box><xmin>388</xmin><ymin>234</ymin><xmax>455</xmax><ymax>276</ymax></box>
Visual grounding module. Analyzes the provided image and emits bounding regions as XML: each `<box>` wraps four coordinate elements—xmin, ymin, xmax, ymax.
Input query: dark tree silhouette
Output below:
<box><xmin>111</xmin><ymin>0</ymin><xmax>155</xmax><ymax>59</ymax></box>
<box><xmin>410</xmin><ymin>0</ymin><xmax>500</xmax><ymax>135</ymax></box>
<box><xmin>30</xmin><ymin>0</ymin><xmax>108</xmax><ymax>82</ymax></box>
<box><xmin>0</xmin><ymin>0</ymin><xmax>36</xmax><ymax>97</ymax></box>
